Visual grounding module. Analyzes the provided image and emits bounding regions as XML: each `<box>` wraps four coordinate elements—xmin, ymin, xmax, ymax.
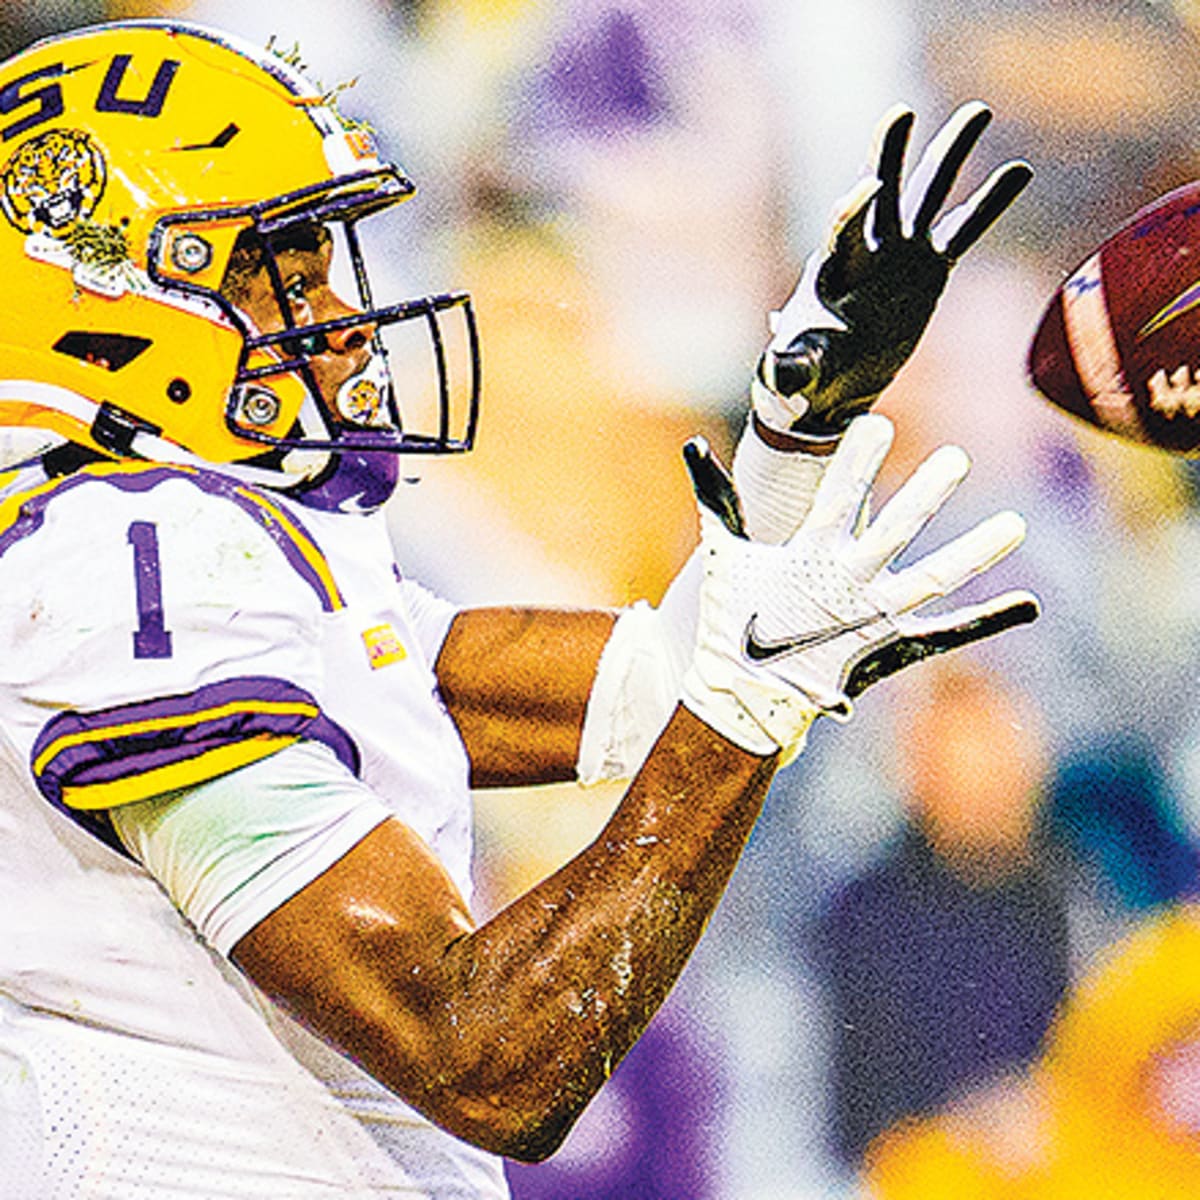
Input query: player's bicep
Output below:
<box><xmin>117</xmin><ymin>744</ymin><xmax>506</xmax><ymax>1108</ymax></box>
<box><xmin>113</xmin><ymin>734</ymin><xmax>481</xmax><ymax>1102</ymax></box>
<box><xmin>111</xmin><ymin>739</ymin><xmax>398</xmax><ymax>957</ymax></box>
<box><xmin>119</xmin><ymin>740</ymin><xmax>481</xmax><ymax>1112</ymax></box>
<box><xmin>227</xmin><ymin>812</ymin><xmax>479</xmax><ymax>1122</ymax></box>
<box><xmin>434</xmin><ymin>606</ymin><xmax>617</xmax><ymax>787</ymax></box>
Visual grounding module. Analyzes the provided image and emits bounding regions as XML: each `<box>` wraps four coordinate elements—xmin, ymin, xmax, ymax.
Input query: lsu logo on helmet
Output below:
<box><xmin>0</xmin><ymin>20</ymin><xmax>479</xmax><ymax>492</ymax></box>
<box><xmin>0</xmin><ymin>127</ymin><xmax>106</xmax><ymax>237</ymax></box>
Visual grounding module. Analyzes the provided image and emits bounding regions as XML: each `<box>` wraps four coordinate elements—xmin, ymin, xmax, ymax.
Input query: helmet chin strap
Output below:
<box><xmin>119</xmin><ymin>423</ymin><xmax>327</xmax><ymax>494</ymax></box>
<box><xmin>278</xmin><ymin>445</ymin><xmax>333</xmax><ymax>481</ymax></box>
<box><xmin>0</xmin><ymin>427</ymin><xmax>66</xmax><ymax>471</ymax></box>
<box><xmin>0</xmin><ymin>365</ymin><xmax>402</xmax><ymax>512</ymax></box>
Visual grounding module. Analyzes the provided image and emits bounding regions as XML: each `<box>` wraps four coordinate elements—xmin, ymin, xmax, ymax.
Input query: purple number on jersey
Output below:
<box><xmin>127</xmin><ymin>520</ymin><xmax>173</xmax><ymax>659</ymax></box>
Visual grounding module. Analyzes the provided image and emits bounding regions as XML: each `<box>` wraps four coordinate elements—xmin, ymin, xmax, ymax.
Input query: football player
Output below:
<box><xmin>0</xmin><ymin>19</ymin><xmax>1033</xmax><ymax>1198</ymax></box>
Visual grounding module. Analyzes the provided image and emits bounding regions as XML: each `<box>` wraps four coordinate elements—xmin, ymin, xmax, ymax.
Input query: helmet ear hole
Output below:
<box><xmin>53</xmin><ymin>332</ymin><xmax>152</xmax><ymax>372</ymax></box>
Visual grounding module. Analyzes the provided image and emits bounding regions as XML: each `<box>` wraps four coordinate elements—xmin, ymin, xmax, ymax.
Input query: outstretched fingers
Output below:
<box><xmin>934</xmin><ymin>159</ymin><xmax>1033</xmax><ymax>258</ymax></box>
<box><xmin>907</xmin><ymin>589</ymin><xmax>1041</xmax><ymax>644</ymax></box>
<box><xmin>878</xmin><ymin>509</ymin><xmax>1027</xmax><ymax>613</ymax></box>
<box><xmin>843</xmin><ymin>589</ymin><xmax>1040</xmax><ymax>698</ymax></box>
<box><xmin>855</xmin><ymin>100</ymin><xmax>1031</xmax><ymax>255</ymax></box>
<box><xmin>869</xmin><ymin>105</ymin><xmax>915</xmax><ymax>247</ymax></box>
<box><xmin>902</xmin><ymin>100</ymin><xmax>992</xmax><ymax>238</ymax></box>
<box><xmin>847</xmin><ymin>444</ymin><xmax>971</xmax><ymax>579</ymax></box>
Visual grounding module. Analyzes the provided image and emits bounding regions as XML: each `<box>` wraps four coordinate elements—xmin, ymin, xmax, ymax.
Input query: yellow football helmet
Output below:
<box><xmin>0</xmin><ymin>20</ymin><xmax>479</xmax><ymax>507</ymax></box>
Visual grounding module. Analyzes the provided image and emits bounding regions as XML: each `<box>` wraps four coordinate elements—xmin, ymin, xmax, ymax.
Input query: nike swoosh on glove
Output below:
<box><xmin>679</xmin><ymin>413</ymin><xmax>1039</xmax><ymax>762</ymax></box>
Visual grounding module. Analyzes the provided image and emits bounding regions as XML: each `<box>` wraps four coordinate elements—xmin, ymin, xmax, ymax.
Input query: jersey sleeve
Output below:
<box><xmin>0</xmin><ymin>465</ymin><xmax>357</xmax><ymax>840</ymax></box>
<box><xmin>111</xmin><ymin>739</ymin><xmax>392</xmax><ymax>957</ymax></box>
<box><xmin>396</xmin><ymin>574</ymin><xmax>461</xmax><ymax>666</ymax></box>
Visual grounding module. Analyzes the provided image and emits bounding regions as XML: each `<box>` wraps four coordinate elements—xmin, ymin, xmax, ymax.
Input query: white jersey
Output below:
<box><xmin>0</xmin><ymin>461</ymin><xmax>508</xmax><ymax>1198</ymax></box>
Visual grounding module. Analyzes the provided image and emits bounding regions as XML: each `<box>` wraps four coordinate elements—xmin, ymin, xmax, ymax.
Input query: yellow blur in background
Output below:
<box><xmin>7</xmin><ymin>2</ymin><xmax>1200</xmax><ymax>1196</ymax></box>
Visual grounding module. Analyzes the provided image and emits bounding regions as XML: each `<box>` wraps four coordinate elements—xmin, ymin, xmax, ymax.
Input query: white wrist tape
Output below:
<box><xmin>576</xmin><ymin>553</ymin><xmax>700</xmax><ymax>785</ymax></box>
<box><xmin>578</xmin><ymin>419</ymin><xmax>841</xmax><ymax>776</ymax></box>
<box><xmin>731</xmin><ymin>413</ymin><xmax>832</xmax><ymax>544</ymax></box>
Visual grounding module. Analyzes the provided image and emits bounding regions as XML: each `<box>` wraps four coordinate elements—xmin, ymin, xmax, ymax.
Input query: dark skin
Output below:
<box><xmin>235</xmin><ymin>709</ymin><xmax>775</xmax><ymax>1161</ymax></box>
<box><xmin>224</xmin><ymin>231</ymin><xmax>783</xmax><ymax>1161</ymax></box>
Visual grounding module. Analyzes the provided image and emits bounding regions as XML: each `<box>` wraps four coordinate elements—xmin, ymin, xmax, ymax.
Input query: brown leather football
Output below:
<box><xmin>1029</xmin><ymin>181</ymin><xmax>1200</xmax><ymax>454</ymax></box>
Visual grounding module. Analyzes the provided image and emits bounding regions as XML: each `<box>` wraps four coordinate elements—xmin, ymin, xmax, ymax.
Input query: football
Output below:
<box><xmin>1028</xmin><ymin>180</ymin><xmax>1200</xmax><ymax>454</ymax></box>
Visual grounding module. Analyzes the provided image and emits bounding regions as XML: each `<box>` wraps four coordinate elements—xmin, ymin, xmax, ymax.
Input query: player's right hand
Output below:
<box><xmin>752</xmin><ymin>102</ymin><xmax>1032</xmax><ymax>438</ymax></box>
<box><xmin>679</xmin><ymin>414</ymin><xmax>1039</xmax><ymax>761</ymax></box>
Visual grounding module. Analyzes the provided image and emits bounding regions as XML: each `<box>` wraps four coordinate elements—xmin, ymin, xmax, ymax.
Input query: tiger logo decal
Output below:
<box><xmin>339</xmin><ymin>377</ymin><xmax>385</xmax><ymax>426</ymax></box>
<box><xmin>0</xmin><ymin>128</ymin><xmax>107</xmax><ymax>238</ymax></box>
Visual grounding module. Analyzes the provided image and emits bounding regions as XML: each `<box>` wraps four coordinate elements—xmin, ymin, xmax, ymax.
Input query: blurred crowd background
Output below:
<box><xmin>12</xmin><ymin>0</ymin><xmax>1200</xmax><ymax>1196</ymax></box>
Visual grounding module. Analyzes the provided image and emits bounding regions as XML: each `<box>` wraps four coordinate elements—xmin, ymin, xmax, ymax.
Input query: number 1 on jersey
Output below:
<box><xmin>127</xmin><ymin>521</ymin><xmax>173</xmax><ymax>659</ymax></box>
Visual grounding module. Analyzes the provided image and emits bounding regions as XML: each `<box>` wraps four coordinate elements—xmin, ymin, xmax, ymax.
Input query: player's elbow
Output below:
<box><xmin>422</xmin><ymin>1072</ymin><xmax>583</xmax><ymax>1162</ymax></box>
<box><xmin>463</xmin><ymin>1108</ymin><xmax>574</xmax><ymax>1164</ymax></box>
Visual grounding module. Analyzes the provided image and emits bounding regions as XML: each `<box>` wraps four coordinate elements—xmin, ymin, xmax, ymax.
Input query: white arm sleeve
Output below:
<box><xmin>111</xmin><ymin>740</ymin><xmax>393</xmax><ymax>957</ymax></box>
<box><xmin>731</xmin><ymin>413</ymin><xmax>832</xmax><ymax>544</ymax></box>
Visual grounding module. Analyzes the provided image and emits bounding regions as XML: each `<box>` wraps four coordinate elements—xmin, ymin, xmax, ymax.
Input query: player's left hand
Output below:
<box><xmin>753</xmin><ymin>102</ymin><xmax>1032</xmax><ymax>437</ymax></box>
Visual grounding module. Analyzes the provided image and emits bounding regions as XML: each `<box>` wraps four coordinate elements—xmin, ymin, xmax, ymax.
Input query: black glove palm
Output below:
<box><xmin>755</xmin><ymin>103</ymin><xmax>1032</xmax><ymax>436</ymax></box>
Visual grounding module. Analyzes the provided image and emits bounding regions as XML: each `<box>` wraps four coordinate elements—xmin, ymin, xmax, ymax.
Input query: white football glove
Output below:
<box><xmin>753</xmin><ymin>101</ymin><xmax>1033</xmax><ymax>437</ymax></box>
<box><xmin>680</xmin><ymin>414</ymin><xmax>1039</xmax><ymax>761</ymax></box>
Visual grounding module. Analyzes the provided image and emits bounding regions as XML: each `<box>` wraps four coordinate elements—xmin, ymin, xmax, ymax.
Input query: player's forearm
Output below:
<box><xmin>234</xmin><ymin>705</ymin><xmax>773</xmax><ymax>1162</ymax></box>
<box><xmin>233</xmin><ymin>414</ymin><xmax>1034</xmax><ymax>1161</ymax></box>
<box><xmin>432</xmin><ymin>704</ymin><xmax>775</xmax><ymax>1158</ymax></box>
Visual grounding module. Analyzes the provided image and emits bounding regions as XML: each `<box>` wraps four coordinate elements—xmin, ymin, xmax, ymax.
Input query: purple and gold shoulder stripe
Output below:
<box><xmin>31</xmin><ymin>675</ymin><xmax>360</xmax><ymax>853</ymax></box>
<box><xmin>0</xmin><ymin>462</ymin><xmax>345</xmax><ymax>612</ymax></box>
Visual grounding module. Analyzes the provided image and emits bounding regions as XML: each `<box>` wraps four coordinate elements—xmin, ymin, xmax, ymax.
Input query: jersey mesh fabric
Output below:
<box><xmin>0</xmin><ymin>993</ymin><xmax>423</xmax><ymax>1198</ymax></box>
